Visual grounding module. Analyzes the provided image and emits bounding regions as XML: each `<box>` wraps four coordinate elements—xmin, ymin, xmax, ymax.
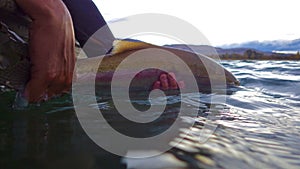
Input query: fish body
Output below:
<box><xmin>76</xmin><ymin>41</ymin><xmax>239</xmax><ymax>93</ymax></box>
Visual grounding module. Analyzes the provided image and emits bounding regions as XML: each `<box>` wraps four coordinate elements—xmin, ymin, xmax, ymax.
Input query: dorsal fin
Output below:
<box><xmin>110</xmin><ymin>39</ymin><xmax>158</xmax><ymax>55</ymax></box>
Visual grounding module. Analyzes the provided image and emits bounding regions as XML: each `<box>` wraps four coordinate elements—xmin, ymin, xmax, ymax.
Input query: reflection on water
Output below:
<box><xmin>0</xmin><ymin>61</ymin><xmax>300</xmax><ymax>169</ymax></box>
<box><xmin>0</xmin><ymin>95</ymin><xmax>124</xmax><ymax>169</ymax></box>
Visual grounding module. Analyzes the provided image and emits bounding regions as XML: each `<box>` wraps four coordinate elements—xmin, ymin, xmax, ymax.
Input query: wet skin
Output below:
<box><xmin>15</xmin><ymin>0</ymin><xmax>76</xmax><ymax>102</ymax></box>
<box><xmin>152</xmin><ymin>73</ymin><xmax>184</xmax><ymax>90</ymax></box>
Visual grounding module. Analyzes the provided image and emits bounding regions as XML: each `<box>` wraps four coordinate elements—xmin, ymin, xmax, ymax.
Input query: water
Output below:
<box><xmin>0</xmin><ymin>60</ymin><xmax>299</xmax><ymax>169</ymax></box>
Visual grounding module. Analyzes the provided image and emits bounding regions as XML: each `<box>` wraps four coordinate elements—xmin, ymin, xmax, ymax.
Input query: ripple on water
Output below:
<box><xmin>0</xmin><ymin>61</ymin><xmax>299</xmax><ymax>169</ymax></box>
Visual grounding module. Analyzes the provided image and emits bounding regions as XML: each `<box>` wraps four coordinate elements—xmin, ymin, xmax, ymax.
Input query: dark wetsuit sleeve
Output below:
<box><xmin>62</xmin><ymin>0</ymin><xmax>115</xmax><ymax>57</ymax></box>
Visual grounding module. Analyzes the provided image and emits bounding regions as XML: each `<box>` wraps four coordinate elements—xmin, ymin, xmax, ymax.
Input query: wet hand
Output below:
<box><xmin>16</xmin><ymin>0</ymin><xmax>76</xmax><ymax>102</ymax></box>
<box><xmin>152</xmin><ymin>73</ymin><xmax>185</xmax><ymax>90</ymax></box>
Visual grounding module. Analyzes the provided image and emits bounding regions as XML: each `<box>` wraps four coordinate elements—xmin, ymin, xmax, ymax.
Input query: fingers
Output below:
<box><xmin>152</xmin><ymin>81</ymin><xmax>161</xmax><ymax>90</ymax></box>
<box><xmin>47</xmin><ymin>76</ymin><xmax>72</xmax><ymax>98</ymax></box>
<box><xmin>24</xmin><ymin>76</ymin><xmax>49</xmax><ymax>102</ymax></box>
<box><xmin>160</xmin><ymin>74</ymin><xmax>169</xmax><ymax>90</ymax></box>
<box><xmin>178</xmin><ymin>81</ymin><xmax>185</xmax><ymax>89</ymax></box>
<box><xmin>168</xmin><ymin>73</ymin><xmax>178</xmax><ymax>90</ymax></box>
<box><xmin>24</xmin><ymin>72</ymin><xmax>72</xmax><ymax>102</ymax></box>
<box><xmin>47</xmin><ymin>52</ymin><xmax>75</xmax><ymax>98</ymax></box>
<box><xmin>152</xmin><ymin>72</ymin><xmax>184</xmax><ymax>90</ymax></box>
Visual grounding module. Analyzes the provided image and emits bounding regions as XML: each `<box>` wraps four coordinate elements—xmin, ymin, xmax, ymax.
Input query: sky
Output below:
<box><xmin>94</xmin><ymin>0</ymin><xmax>300</xmax><ymax>46</ymax></box>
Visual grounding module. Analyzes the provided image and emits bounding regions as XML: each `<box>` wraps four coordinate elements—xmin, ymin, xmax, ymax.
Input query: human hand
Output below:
<box><xmin>152</xmin><ymin>73</ymin><xmax>185</xmax><ymax>90</ymax></box>
<box><xmin>15</xmin><ymin>0</ymin><xmax>76</xmax><ymax>102</ymax></box>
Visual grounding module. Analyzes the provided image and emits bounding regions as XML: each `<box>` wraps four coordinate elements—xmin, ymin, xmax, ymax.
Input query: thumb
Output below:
<box><xmin>24</xmin><ymin>76</ymin><xmax>49</xmax><ymax>103</ymax></box>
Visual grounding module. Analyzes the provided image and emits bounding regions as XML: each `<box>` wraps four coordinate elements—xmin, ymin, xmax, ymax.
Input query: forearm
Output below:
<box><xmin>62</xmin><ymin>0</ymin><xmax>115</xmax><ymax>56</ymax></box>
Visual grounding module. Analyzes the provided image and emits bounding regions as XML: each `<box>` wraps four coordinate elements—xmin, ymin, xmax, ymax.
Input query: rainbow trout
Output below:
<box><xmin>0</xmin><ymin>0</ymin><xmax>239</xmax><ymax>96</ymax></box>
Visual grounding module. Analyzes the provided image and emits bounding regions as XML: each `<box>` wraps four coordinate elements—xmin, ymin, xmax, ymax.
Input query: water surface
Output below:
<box><xmin>0</xmin><ymin>60</ymin><xmax>299</xmax><ymax>169</ymax></box>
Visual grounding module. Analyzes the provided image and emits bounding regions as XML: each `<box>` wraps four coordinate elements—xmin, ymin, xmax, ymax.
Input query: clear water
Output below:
<box><xmin>0</xmin><ymin>60</ymin><xmax>299</xmax><ymax>169</ymax></box>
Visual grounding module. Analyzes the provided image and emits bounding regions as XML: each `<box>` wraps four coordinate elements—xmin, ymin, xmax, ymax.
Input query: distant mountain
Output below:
<box><xmin>164</xmin><ymin>44</ymin><xmax>272</xmax><ymax>56</ymax></box>
<box><xmin>164</xmin><ymin>44</ymin><xmax>299</xmax><ymax>60</ymax></box>
<box><xmin>220</xmin><ymin>39</ymin><xmax>300</xmax><ymax>52</ymax></box>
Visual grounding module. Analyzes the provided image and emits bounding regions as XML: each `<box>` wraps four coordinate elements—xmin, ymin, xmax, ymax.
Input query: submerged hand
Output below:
<box><xmin>152</xmin><ymin>73</ymin><xmax>185</xmax><ymax>90</ymax></box>
<box><xmin>16</xmin><ymin>0</ymin><xmax>76</xmax><ymax>102</ymax></box>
